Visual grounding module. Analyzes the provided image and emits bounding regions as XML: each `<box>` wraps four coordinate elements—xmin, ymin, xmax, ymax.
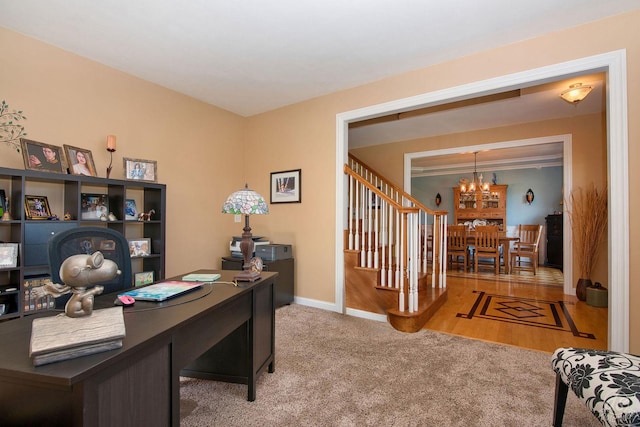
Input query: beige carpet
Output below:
<box><xmin>180</xmin><ymin>304</ymin><xmax>599</xmax><ymax>426</ymax></box>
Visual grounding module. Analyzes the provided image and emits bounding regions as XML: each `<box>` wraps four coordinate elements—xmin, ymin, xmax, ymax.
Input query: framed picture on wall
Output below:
<box><xmin>270</xmin><ymin>169</ymin><xmax>301</xmax><ymax>204</ymax></box>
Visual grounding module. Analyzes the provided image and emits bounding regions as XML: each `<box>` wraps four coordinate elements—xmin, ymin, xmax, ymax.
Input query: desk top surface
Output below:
<box><xmin>0</xmin><ymin>270</ymin><xmax>277</xmax><ymax>385</ymax></box>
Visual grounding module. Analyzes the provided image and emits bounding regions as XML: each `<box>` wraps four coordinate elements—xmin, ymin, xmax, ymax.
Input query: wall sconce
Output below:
<box><xmin>525</xmin><ymin>188</ymin><xmax>535</xmax><ymax>205</ymax></box>
<box><xmin>435</xmin><ymin>193</ymin><xmax>441</xmax><ymax>206</ymax></box>
<box><xmin>560</xmin><ymin>83</ymin><xmax>592</xmax><ymax>104</ymax></box>
<box><xmin>106</xmin><ymin>135</ymin><xmax>116</xmax><ymax>178</ymax></box>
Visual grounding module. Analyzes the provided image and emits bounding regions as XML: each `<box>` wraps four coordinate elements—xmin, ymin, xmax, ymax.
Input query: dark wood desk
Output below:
<box><xmin>0</xmin><ymin>270</ymin><xmax>277</xmax><ymax>426</ymax></box>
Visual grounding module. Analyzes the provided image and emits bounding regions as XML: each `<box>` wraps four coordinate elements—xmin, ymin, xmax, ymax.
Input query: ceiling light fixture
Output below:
<box><xmin>560</xmin><ymin>82</ymin><xmax>593</xmax><ymax>104</ymax></box>
<box><xmin>460</xmin><ymin>152</ymin><xmax>489</xmax><ymax>195</ymax></box>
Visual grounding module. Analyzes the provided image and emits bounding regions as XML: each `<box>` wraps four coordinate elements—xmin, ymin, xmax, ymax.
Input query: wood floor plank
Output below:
<box><xmin>422</xmin><ymin>266</ymin><xmax>608</xmax><ymax>353</ymax></box>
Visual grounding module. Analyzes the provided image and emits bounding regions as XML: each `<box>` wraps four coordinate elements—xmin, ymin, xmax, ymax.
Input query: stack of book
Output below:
<box><xmin>23</xmin><ymin>276</ymin><xmax>56</xmax><ymax>313</ymax></box>
<box><xmin>29</xmin><ymin>307</ymin><xmax>126</xmax><ymax>366</ymax></box>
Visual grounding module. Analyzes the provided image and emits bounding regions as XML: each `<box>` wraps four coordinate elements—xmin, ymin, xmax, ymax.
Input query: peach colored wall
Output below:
<box><xmin>1</xmin><ymin>9</ymin><xmax>638</xmax><ymax>352</ymax></box>
<box><xmin>350</xmin><ymin>113</ymin><xmax>608</xmax><ymax>289</ymax></box>
<box><xmin>0</xmin><ymin>27</ymin><xmax>246</xmax><ymax>276</ymax></box>
<box><xmin>244</xmin><ymin>11</ymin><xmax>639</xmax><ymax>352</ymax></box>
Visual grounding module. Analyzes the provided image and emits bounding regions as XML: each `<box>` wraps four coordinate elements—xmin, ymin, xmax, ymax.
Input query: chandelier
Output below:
<box><xmin>460</xmin><ymin>152</ymin><xmax>490</xmax><ymax>195</ymax></box>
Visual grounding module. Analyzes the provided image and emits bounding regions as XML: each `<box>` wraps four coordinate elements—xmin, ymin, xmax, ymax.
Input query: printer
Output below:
<box><xmin>229</xmin><ymin>236</ymin><xmax>270</xmax><ymax>258</ymax></box>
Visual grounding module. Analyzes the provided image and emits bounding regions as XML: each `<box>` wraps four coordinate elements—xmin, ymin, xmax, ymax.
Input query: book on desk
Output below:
<box><xmin>29</xmin><ymin>306</ymin><xmax>126</xmax><ymax>366</ymax></box>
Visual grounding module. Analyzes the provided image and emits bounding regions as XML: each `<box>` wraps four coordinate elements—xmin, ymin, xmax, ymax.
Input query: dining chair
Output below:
<box><xmin>510</xmin><ymin>224</ymin><xmax>543</xmax><ymax>274</ymax></box>
<box><xmin>447</xmin><ymin>225</ymin><xmax>469</xmax><ymax>271</ymax></box>
<box><xmin>473</xmin><ymin>225</ymin><xmax>501</xmax><ymax>274</ymax></box>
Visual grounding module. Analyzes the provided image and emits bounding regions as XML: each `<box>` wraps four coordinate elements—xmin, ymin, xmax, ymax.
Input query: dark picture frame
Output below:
<box><xmin>0</xmin><ymin>189</ymin><xmax>6</xmax><ymax>216</ymax></box>
<box><xmin>64</xmin><ymin>144</ymin><xmax>98</xmax><ymax>177</ymax></box>
<box><xmin>124</xmin><ymin>157</ymin><xmax>157</xmax><ymax>183</ymax></box>
<box><xmin>0</xmin><ymin>243</ymin><xmax>19</xmax><ymax>269</ymax></box>
<box><xmin>24</xmin><ymin>195</ymin><xmax>52</xmax><ymax>219</ymax></box>
<box><xmin>270</xmin><ymin>169</ymin><xmax>301</xmax><ymax>204</ymax></box>
<box><xmin>128</xmin><ymin>238</ymin><xmax>151</xmax><ymax>257</ymax></box>
<box><xmin>20</xmin><ymin>138</ymin><xmax>67</xmax><ymax>174</ymax></box>
<box><xmin>81</xmin><ymin>193</ymin><xmax>109</xmax><ymax>220</ymax></box>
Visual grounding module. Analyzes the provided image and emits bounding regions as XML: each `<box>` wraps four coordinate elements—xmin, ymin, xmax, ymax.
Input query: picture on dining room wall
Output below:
<box><xmin>270</xmin><ymin>169</ymin><xmax>301</xmax><ymax>204</ymax></box>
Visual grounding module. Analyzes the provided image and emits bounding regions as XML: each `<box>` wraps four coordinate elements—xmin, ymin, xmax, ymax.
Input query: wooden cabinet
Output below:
<box><xmin>222</xmin><ymin>256</ymin><xmax>294</xmax><ymax>308</ymax></box>
<box><xmin>545</xmin><ymin>214</ymin><xmax>563</xmax><ymax>270</ymax></box>
<box><xmin>0</xmin><ymin>166</ymin><xmax>166</xmax><ymax>320</ymax></box>
<box><xmin>452</xmin><ymin>184</ymin><xmax>507</xmax><ymax>230</ymax></box>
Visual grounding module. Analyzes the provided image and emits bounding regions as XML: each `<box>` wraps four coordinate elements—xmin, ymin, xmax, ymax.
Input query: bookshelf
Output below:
<box><xmin>0</xmin><ymin>166</ymin><xmax>166</xmax><ymax>321</ymax></box>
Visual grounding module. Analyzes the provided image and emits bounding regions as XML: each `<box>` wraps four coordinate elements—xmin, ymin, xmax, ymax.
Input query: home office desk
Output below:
<box><xmin>0</xmin><ymin>270</ymin><xmax>277</xmax><ymax>427</ymax></box>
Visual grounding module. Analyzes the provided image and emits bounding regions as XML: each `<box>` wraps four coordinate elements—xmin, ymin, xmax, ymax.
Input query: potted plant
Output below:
<box><xmin>566</xmin><ymin>183</ymin><xmax>608</xmax><ymax>301</ymax></box>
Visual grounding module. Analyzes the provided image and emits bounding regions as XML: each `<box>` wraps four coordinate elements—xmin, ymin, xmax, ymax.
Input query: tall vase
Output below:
<box><xmin>576</xmin><ymin>278</ymin><xmax>592</xmax><ymax>301</ymax></box>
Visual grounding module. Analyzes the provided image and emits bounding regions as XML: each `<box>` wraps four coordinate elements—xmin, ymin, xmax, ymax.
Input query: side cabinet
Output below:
<box><xmin>545</xmin><ymin>214</ymin><xmax>563</xmax><ymax>270</ymax></box>
<box><xmin>221</xmin><ymin>256</ymin><xmax>294</xmax><ymax>308</ymax></box>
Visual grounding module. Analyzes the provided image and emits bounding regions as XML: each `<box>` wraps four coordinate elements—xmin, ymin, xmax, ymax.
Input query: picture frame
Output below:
<box><xmin>24</xmin><ymin>195</ymin><xmax>52</xmax><ymax>219</ymax></box>
<box><xmin>63</xmin><ymin>144</ymin><xmax>98</xmax><ymax>177</ymax></box>
<box><xmin>20</xmin><ymin>138</ymin><xmax>67</xmax><ymax>174</ymax></box>
<box><xmin>81</xmin><ymin>193</ymin><xmax>109</xmax><ymax>220</ymax></box>
<box><xmin>128</xmin><ymin>238</ymin><xmax>151</xmax><ymax>257</ymax></box>
<box><xmin>0</xmin><ymin>243</ymin><xmax>19</xmax><ymax>269</ymax></box>
<box><xmin>124</xmin><ymin>157</ymin><xmax>157</xmax><ymax>183</ymax></box>
<box><xmin>134</xmin><ymin>271</ymin><xmax>154</xmax><ymax>287</ymax></box>
<box><xmin>124</xmin><ymin>199</ymin><xmax>138</xmax><ymax>220</ymax></box>
<box><xmin>0</xmin><ymin>189</ymin><xmax>6</xmax><ymax>216</ymax></box>
<box><xmin>270</xmin><ymin>169</ymin><xmax>301</xmax><ymax>204</ymax></box>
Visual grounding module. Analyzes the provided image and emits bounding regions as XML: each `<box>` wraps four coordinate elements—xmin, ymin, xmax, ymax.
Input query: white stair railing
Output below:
<box><xmin>344</xmin><ymin>155</ymin><xmax>448</xmax><ymax>315</ymax></box>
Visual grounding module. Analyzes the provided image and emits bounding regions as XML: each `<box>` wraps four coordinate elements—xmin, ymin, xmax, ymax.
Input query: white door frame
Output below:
<box><xmin>335</xmin><ymin>50</ymin><xmax>629</xmax><ymax>352</ymax></box>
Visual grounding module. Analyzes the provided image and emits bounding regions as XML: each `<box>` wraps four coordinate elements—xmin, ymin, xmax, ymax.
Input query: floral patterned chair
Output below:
<box><xmin>551</xmin><ymin>347</ymin><xmax>640</xmax><ymax>426</ymax></box>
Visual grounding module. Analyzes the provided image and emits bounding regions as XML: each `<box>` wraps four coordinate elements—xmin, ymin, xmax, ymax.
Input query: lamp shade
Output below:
<box><xmin>221</xmin><ymin>184</ymin><xmax>269</xmax><ymax>215</ymax></box>
<box><xmin>560</xmin><ymin>83</ymin><xmax>592</xmax><ymax>104</ymax></box>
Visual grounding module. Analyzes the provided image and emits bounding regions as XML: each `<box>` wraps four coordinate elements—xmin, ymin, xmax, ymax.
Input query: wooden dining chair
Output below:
<box><xmin>447</xmin><ymin>225</ymin><xmax>469</xmax><ymax>271</ymax></box>
<box><xmin>510</xmin><ymin>224</ymin><xmax>543</xmax><ymax>274</ymax></box>
<box><xmin>473</xmin><ymin>225</ymin><xmax>501</xmax><ymax>274</ymax></box>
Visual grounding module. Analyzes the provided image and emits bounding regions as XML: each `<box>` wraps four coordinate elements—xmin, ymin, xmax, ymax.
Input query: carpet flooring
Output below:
<box><xmin>180</xmin><ymin>304</ymin><xmax>599</xmax><ymax>426</ymax></box>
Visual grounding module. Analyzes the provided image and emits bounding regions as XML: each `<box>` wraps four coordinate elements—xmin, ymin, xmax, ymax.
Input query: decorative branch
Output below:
<box><xmin>566</xmin><ymin>183</ymin><xmax>608</xmax><ymax>279</ymax></box>
<box><xmin>0</xmin><ymin>100</ymin><xmax>28</xmax><ymax>152</ymax></box>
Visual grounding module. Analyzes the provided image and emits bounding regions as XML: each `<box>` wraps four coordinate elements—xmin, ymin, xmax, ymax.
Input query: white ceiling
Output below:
<box><xmin>1</xmin><ymin>0</ymin><xmax>638</xmax><ymax>118</ymax></box>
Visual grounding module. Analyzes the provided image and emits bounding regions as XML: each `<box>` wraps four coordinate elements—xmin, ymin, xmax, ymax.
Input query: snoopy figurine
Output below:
<box><xmin>36</xmin><ymin>252</ymin><xmax>121</xmax><ymax>318</ymax></box>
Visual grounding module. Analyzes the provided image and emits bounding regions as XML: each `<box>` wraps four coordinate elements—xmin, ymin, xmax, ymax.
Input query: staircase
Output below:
<box><xmin>344</xmin><ymin>154</ymin><xmax>449</xmax><ymax>332</ymax></box>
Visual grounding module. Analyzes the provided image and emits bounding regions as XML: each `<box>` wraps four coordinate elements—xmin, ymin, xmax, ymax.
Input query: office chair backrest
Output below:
<box><xmin>48</xmin><ymin>226</ymin><xmax>132</xmax><ymax>297</ymax></box>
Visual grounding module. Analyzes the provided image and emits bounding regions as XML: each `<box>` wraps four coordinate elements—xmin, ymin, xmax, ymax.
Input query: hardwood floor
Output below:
<box><xmin>423</xmin><ymin>266</ymin><xmax>608</xmax><ymax>353</ymax></box>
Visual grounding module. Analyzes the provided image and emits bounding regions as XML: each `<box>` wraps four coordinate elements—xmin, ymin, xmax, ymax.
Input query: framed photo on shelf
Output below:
<box><xmin>0</xmin><ymin>243</ymin><xmax>19</xmax><ymax>269</ymax></box>
<box><xmin>63</xmin><ymin>144</ymin><xmax>97</xmax><ymax>177</ymax></box>
<box><xmin>0</xmin><ymin>189</ymin><xmax>6</xmax><ymax>216</ymax></box>
<box><xmin>270</xmin><ymin>169</ymin><xmax>301</xmax><ymax>204</ymax></box>
<box><xmin>128</xmin><ymin>238</ymin><xmax>151</xmax><ymax>257</ymax></box>
<box><xmin>124</xmin><ymin>158</ymin><xmax>157</xmax><ymax>183</ymax></box>
<box><xmin>124</xmin><ymin>199</ymin><xmax>138</xmax><ymax>220</ymax></box>
<box><xmin>20</xmin><ymin>138</ymin><xmax>67</xmax><ymax>174</ymax></box>
<box><xmin>24</xmin><ymin>195</ymin><xmax>52</xmax><ymax>219</ymax></box>
<box><xmin>134</xmin><ymin>271</ymin><xmax>154</xmax><ymax>287</ymax></box>
<box><xmin>81</xmin><ymin>193</ymin><xmax>109</xmax><ymax>220</ymax></box>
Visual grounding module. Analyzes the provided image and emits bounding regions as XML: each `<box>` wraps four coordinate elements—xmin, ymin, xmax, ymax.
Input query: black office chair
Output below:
<box><xmin>48</xmin><ymin>226</ymin><xmax>132</xmax><ymax>308</ymax></box>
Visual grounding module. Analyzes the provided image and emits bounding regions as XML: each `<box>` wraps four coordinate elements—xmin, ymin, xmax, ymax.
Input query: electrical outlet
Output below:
<box><xmin>234</xmin><ymin>214</ymin><xmax>241</xmax><ymax>223</ymax></box>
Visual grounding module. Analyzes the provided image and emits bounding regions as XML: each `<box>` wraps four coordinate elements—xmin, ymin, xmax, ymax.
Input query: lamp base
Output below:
<box><xmin>233</xmin><ymin>270</ymin><xmax>261</xmax><ymax>282</ymax></box>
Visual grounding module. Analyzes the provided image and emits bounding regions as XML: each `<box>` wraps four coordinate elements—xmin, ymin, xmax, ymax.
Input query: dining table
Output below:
<box><xmin>466</xmin><ymin>231</ymin><xmax>520</xmax><ymax>274</ymax></box>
